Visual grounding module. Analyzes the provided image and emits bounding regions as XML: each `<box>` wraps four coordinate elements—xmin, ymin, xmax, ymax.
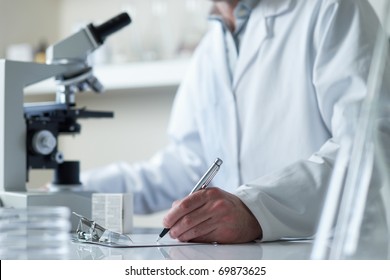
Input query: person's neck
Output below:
<box><xmin>215</xmin><ymin>0</ymin><xmax>239</xmax><ymax>32</ymax></box>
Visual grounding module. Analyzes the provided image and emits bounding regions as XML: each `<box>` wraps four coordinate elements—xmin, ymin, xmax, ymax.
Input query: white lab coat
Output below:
<box><xmin>82</xmin><ymin>0</ymin><xmax>382</xmax><ymax>241</ymax></box>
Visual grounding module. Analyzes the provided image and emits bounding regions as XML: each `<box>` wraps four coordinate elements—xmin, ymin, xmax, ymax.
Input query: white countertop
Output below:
<box><xmin>68</xmin><ymin>234</ymin><xmax>313</xmax><ymax>260</ymax></box>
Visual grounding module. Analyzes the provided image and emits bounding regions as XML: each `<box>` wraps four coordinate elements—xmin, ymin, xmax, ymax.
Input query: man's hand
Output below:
<box><xmin>163</xmin><ymin>187</ymin><xmax>262</xmax><ymax>244</ymax></box>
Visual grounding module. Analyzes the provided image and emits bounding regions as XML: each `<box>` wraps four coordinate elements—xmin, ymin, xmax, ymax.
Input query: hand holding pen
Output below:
<box><xmin>156</xmin><ymin>158</ymin><xmax>223</xmax><ymax>242</ymax></box>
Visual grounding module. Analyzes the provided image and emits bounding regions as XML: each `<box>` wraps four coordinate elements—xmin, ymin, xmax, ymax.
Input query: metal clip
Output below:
<box><xmin>73</xmin><ymin>212</ymin><xmax>132</xmax><ymax>246</ymax></box>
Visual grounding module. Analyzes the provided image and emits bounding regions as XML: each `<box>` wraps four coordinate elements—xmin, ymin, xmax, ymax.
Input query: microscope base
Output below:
<box><xmin>0</xmin><ymin>191</ymin><xmax>93</xmax><ymax>231</ymax></box>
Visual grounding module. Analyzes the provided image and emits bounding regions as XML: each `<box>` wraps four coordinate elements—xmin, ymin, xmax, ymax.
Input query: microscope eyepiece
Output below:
<box><xmin>88</xmin><ymin>12</ymin><xmax>131</xmax><ymax>45</ymax></box>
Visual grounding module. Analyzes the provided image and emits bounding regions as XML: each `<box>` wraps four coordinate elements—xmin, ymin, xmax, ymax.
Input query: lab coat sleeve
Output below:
<box><xmin>81</xmin><ymin>53</ymin><xmax>209</xmax><ymax>214</ymax></box>
<box><xmin>235</xmin><ymin>0</ymin><xmax>382</xmax><ymax>242</ymax></box>
<box><xmin>235</xmin><ymin>145</ymin><xmax>336</xmax><ymax>241</ymax></box>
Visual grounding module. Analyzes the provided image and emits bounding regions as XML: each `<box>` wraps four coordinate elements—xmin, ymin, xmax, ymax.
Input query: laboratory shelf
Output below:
<box><xmin>25</xmin><ymin>59</ymin><xmax>190</xmax><ymax>95</ymax></box>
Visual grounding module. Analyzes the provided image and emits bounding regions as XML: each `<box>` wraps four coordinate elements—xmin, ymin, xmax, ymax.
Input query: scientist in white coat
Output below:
<box><xmin>82</xmin><ymin>0</ymin><xmax>385</xmax><ymax>243</ymax></box>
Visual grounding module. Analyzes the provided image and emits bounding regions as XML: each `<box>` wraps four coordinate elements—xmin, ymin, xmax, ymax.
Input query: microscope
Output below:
<box><xmin>0</xmin><ymin>12</ymin><xmax>131</xmax><ymax>230</ymax></box>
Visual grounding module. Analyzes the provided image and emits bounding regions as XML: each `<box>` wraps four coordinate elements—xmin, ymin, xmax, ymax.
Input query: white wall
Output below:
<box><xmin>0</xmin><ymin>0</ymin><xmax>211</xmax><ymax>61</ymax></box>
<box><xmin>57</xmin><ymin>0</ymin><xmax>211</xmax><ymax>62</ymax></box>
<box><xmin>0</xmin><ymin>0</ymin><xmax>60</xmax><ymax>58</ymax></box>
<box><xmin>1</xmin><ymin>0</ymin><xmax>388</xmax><ymax>60</ymax></box>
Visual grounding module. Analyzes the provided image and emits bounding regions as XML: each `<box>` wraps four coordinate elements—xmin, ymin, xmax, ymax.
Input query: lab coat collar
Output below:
<box><xmin>260</xmin><ymin>0</ymin><xmax>294</xmax><ymax>18</ymax></box>
<box><xmin>233</xmin><ymin>0</ymin><xmax>293</xmax><ymax>88</ymax></box>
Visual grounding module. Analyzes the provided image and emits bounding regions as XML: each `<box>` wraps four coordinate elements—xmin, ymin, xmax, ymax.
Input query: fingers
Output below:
<box><xmin>173</xmin><ymin>218</ymin><xmax>218</xmax><ymax>243</ymax></box>
<box><xmin>163</xmin><ymin>187</ymin><xmax>263</xmax><ymax>244</ymax></box>
<box><xmin>164</xmin><ymin>188</ymin><xmax>229</xmax><ymax>241</ymax></box>
<box><xmin>169</xmin><ymin>208</ymin><xmax>215</xmax><ymax>241</ymax></box>
<box><xmin>163</xmin><ymin>189</ymin><xmax>208</xmax><ymax>229</ymax></box>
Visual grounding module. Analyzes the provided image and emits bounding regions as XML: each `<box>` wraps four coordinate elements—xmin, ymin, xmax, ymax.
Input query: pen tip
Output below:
<box><xmin>156</xmin><ymin>237</ymin><xmax>161</xmax><ymax>242</ymax></box>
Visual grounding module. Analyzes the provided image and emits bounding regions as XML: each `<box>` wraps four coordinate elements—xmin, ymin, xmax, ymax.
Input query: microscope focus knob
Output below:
<box><xmin>31</xmin><ymin>130</ymin><xmax>57</xmax><ymax>155</ymax></box>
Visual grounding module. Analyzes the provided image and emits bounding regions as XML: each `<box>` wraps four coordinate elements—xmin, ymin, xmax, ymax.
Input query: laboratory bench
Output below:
<box><xmin>67</xmin><ymin>228</ymin><xmax>313</xmax><ymax>260</ymax></box>
<box><xmin>67</xmin><ymin>228</ymin><xmax>390</xmax><ymax>260</ymax></box>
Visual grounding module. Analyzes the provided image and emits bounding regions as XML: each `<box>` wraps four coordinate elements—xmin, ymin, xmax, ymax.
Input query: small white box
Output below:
<box><xmin>92</xmin><ymin>193</ymin><xmax>133</xmax><ymax>234</ymax></box>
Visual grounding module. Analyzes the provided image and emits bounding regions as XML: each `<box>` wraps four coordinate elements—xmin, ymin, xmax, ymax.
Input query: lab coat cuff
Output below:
<box><xmin>234</xmin><ymin>187</ymin><xmax>275</xmax><ymax>242</ymax></box>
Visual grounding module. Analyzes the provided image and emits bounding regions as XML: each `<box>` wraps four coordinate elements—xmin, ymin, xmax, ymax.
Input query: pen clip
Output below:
<box><xmin>202</xmin><ymin>167</ymin><xmax>219</xmax><ymax>188</ymax></box>
<box><xmin>190</xmin><ymin>158</ymin><xmax>222</xmax><ymax>194</ymax></box>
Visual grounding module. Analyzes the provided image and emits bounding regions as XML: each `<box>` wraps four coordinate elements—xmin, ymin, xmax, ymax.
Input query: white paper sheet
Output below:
<box><xmin>72</xmin><ymin>234</ymin><xmax>205</xmax><ymax>248</ymax></box>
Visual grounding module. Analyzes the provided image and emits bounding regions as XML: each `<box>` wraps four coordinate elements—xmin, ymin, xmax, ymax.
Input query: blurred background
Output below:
<box><xmin>0</xmin><ymin>0</ymin><xmax>210</xmax><ymax>188</ymax></box>
<box><xmin>0</xmin><ymin>0</ymin><xmax>389</xmax><ymax>226</ymax></box>
<box><xmin>0</xmin><ymin>0</ymin><xmax>212</xmax><ymax>62</ymax></box>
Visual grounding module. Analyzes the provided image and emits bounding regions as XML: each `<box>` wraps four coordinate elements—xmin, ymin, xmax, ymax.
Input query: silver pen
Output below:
<box><xmin>156</xmin><ymin>158</ymin><xmax>223</xmax><ymax>242</ymax></box>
